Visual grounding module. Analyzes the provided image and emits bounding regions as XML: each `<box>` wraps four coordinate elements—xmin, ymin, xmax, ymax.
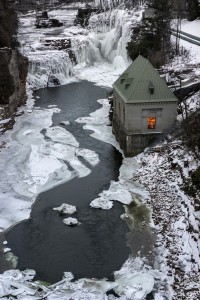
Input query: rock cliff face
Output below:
<box><xmin>0</xmin><ymin>49</ymin><xmax>28</xmax><ymax>132</ymax></box>
<box><xmin>0</xmin><ymin>1</ymin><xmax>28</xmax><ymax>132</ymax></box>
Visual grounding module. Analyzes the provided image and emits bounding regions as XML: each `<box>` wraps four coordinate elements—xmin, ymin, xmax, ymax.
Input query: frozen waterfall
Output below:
<box><xmin>28</xmin><ymin>50</ymin><xmax>74</xmax><ymax>89</ymax></box>
<box><xmin>22</xmin><ymin>4</ymin><xmax>143</xmax><ymax>89</ymax></box>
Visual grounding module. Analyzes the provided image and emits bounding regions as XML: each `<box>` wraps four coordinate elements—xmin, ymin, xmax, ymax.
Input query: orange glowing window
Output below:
<box><xmin>148</xmin><ymin>117</ymin><xmax>156</xmax><ymax>129</ymax></box>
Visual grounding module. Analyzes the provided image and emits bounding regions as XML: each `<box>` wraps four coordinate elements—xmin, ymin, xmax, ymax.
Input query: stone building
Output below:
<box><xmin>112</xmin><ymin>55</ymin><xmax>177</xmax><ymax>156</ymax></box>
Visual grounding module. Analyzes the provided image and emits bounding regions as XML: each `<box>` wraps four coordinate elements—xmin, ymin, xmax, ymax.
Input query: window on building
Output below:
<box><xmin>148</xmin><ymin>117</ymin><xmax>156</xmax><ymax>129</ymax></box>
<box><xmin>149</xmin><ymin>81</ymin><xmax>154</xmax><ymax>94</ymax></box>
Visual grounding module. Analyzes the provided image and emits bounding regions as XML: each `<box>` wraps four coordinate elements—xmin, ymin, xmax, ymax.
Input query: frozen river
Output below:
<box><xmin>6</xmin><ymin>81</ymin><xmax>130</xmax><ymax>283</ymax></box>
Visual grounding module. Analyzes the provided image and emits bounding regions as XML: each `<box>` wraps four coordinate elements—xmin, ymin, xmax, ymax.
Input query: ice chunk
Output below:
<box><xmin>114</xmin><ymin>273</ymin><xmax>154</xmax><ymax>299</ymax></box>
<box><xmin>45</xmin><ymin>126</ymin><xmax>79</xmax><ymax>147</ymax></box>
<box><xmin>63</xmin><ymin>217</ymin><xmax>78</xmax><ymax>226</ymax></box>
<box><xmin>90</xmin><ymin>197</ymin><xmax>113</xmax><ymax>209</ymax></box>
<box><xmin>53</xmin><ymin>203</ymin><xmax>77</xmax><ymax>215</ymax></box>
<box><xmin>60</xmin><ymin>121</ymin><xmax>70</xmax><ymax>126</ymax></box>
<box><xmin>90</xmin><ymin>180</ymin><xmax>133</xmax><ymax>210</ymax></box>
<box><xmin>4</xmin><ymin>248</ymin><xmax>11</xmax><ymax>253</ymax></box>
<box><xmin>22</xmin><ymin>270</ymin><xmax>36</xmax><ymax>281</ymax></box>
<box><xmin>75</xmin><ymin>148</ymin><xmax>100</xmax><ymax>166</ymax></box>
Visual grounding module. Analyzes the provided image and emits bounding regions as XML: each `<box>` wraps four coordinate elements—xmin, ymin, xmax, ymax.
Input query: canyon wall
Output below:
<box><xmin>0</xmin><ymin>0</ymin><xmax>28</xmax><ymax>132</ymax></box>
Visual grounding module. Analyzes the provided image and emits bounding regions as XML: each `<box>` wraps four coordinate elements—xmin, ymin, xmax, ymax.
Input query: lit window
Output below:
<box><xmin>148</xmin><ymin>117</ymin><xmax>156</xmax><ymax>129</ymax></box>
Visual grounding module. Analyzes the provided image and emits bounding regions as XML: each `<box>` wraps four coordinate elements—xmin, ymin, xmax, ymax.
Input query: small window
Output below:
<box><xmin>149</xmin><ymin>81</ymin><xmax>154</xmax><ymax>94</ymax></box>
<box><xmin>149</xmin><ymin>87</ymin><xmax>154</xmax><ymax>94</ymax></box>
<box><xmin>148</xmin><ymin>117</ymin><xmax>156</xmax><ymax>129</ymax></box>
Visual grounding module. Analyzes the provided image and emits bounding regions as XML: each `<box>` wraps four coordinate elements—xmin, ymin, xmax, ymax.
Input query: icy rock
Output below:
<box><xmin>3</xmin><ymin>241</ymin><xmax>7</xmax><ymax>245</ymax></box>
<box><xmin>63</xmin><ymin>217</ymin><xmax>78</xmax><ymax>226</ymax></box>
<box><xmin>60</xmin><ymin>121</ymin><xmax>70</xmax><ymax>126</ymax></box>
<box><xmin>53</xmin><ymin>203</ymin><xmax>77</xmax><ymax>215</ymax></box>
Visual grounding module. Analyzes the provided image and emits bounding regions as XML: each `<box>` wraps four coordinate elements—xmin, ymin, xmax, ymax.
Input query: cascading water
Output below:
<box><xmin>22</xmin><ymin>3</ymin><xmax>143</xmax><ymax>89</ymax></box>
<box><xmin>28</xmin><ymin>50</ymin><xmax>74</xmax><ymax>89</ymax></box>
<box><xmin>88</xmin><ymin>9</ymin><xmax>133</xmax><ymax>65</ymax></box>
<box><xmin>71</xmin><ymin>9</ymin><xmax>133</xmax><ymax>68</ymax></box>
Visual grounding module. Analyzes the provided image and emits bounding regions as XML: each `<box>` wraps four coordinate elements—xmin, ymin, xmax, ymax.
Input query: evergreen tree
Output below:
<box><xmin>127</xmin><ymin>0</ymin><xmax>172</xmax><ymax>66</ymax></box>
<box><xmin>186</xmin><ymin>0</ymin><xmax>200</xmax><ymax>21</ymax></box>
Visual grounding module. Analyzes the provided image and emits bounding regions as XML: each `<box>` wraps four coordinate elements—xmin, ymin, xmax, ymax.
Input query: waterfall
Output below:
<box><xmin>70</xmin><ymin>9</ymin><xmax>133</xmax><ymax>69</ymax></box>
<box><xmin>27</xmin><ymin>50</ymin><xmax>74</xmax><ymax>89</ymax></box>
<box><xmin>87</xmin><ymin>9</ymin><xmax>133</xmax><ymax>65</ymax></box>
<box><xmin>23</xmin><ymin>3</ymin><xmax>142</xmax><ymax>89</ymax></box>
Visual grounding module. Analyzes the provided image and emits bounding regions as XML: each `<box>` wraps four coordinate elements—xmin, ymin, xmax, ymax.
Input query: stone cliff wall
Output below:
<box><xmin>0</xmin><ymin>0</ymin><xmax>28</xmax><ymax>132</ymax></box>
<box><xmin>0</xmin><ymin>49</ymin><xmax>28</xmax><ymax>132</ymax></box>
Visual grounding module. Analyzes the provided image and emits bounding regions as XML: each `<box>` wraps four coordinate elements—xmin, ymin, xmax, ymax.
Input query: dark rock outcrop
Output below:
<box><xmin>0</xmin><ymin>48</ymin><xmax>28</xmax><ymax>131</ymax></box>
<box><xmin>74</xmin><ymin>7</ymin><xmax>99</xmax><ymax>27</ymax></box>
<box><xmin>0</xmin><ymin>0</ymin><xmax>28</xmax><ymax>132</ymax></box>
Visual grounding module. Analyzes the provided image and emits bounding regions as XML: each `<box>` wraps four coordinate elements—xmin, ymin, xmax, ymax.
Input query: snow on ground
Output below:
<box><xmin>170</xmin><ymin>19</ymin><xmax>200</xmax><ymax>78</ymax></box>
<box><xmin>135</xmin><ymin>140</ymin><xmax>200</xmax><ymax>299</ymax></box>
<box><xmin>181</xmin><ymin>19</ymin><xmax>200</xmax><ymax>38</ymax></box>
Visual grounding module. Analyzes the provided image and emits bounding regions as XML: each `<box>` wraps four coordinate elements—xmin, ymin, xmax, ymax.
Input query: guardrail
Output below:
<box><xmin>171</xmin><ymin>29</ymin><xmax>200</xmax><ymax>46</ymax></box>
<box><xmin>8</xmin><ymin>4</ymin><xmax>80</xmax><ymax>11</ymax></box>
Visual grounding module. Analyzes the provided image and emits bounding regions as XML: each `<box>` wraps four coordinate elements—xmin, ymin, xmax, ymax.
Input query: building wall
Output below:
<box><xmin>112</xmin><ymin>89</ymin><xmax>177</xmax><ymax>156</ymax></box>
<box><xmin>112</xmin><ymin>116</ymin><xmax>160</xmax><ymax>156</ymax></box>
<box><xmin>125</xmin><ymin>102</ymin><xmax>177</xmax><ymax>134</ymax></box>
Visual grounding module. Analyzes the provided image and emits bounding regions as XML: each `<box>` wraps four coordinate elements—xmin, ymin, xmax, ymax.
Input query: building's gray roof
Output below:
<box><xmin>113</xmin><ymin>55</ymin><xmax>177</xmax><ymax>103</ymax></box>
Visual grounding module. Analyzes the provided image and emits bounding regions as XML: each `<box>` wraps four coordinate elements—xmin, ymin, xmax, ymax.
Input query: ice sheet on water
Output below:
<box><xmin>76</xmin><ymin>99</ymin><xmax>122</xmax><ymax>153</ymax></box>
<box><xmin>0</xmin><ymin>98</ymin><xmax>98</xmax><ymax>229</ymax></box>
<box><xmin>90</xmin><ymin>180</ymin><xmax>133</xmax><ymax>209</ymax></box>
<box><xmin>49</xmin><ymin>143</ymin><xmax>91</xmax><ymax>178</ymax></box>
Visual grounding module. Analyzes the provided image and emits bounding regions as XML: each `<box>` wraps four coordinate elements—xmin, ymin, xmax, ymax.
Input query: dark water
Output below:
<box><xmin>6</xmin><ymin>81</ymin><xmax>130</xmax><ymax>283</ymax></box>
